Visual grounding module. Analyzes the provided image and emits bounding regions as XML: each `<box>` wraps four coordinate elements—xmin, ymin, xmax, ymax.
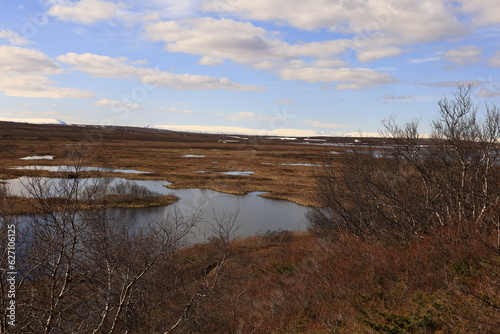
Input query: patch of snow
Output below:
<box><xmin>281</xmin><ymin>163</ymin><xmax>315</xmax><ymax>166</ymax></box>
<box><xmin>152</xmin><ymin>125</ymin><xmax>364</xmax><ymax>137</ymax></box>
<box><xmin>221</xmin><ymin>171</ymin><xmax>255</xmax><ymax>176</ymax></box>
<box><xmin>20</xmin><ymin>155</ymin><xmax>54</xmax><ymax>160</ymax></box>
<box><xmin>218</xmin><ymin>140</ymin><xmax>240</xmax><ymax>143</ymax></box>
<box><xmin>9</xmin><ymin>165</ymin><xmax>150</xmax><ymax>174</ymax></box>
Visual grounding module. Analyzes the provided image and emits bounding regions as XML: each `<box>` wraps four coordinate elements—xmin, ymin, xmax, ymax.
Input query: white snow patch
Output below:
<box><xmin>221</xmin><ymin>171</ymin><xmax>255</xmax><ymax>176</ymax></box>
<box><xmin>20</xmin><ymin>155</ymin><xmax>54</xmax><ymax>160</ymax></box>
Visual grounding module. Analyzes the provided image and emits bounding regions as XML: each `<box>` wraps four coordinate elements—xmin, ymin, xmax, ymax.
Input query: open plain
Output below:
<box><xmin>1</xmin><ymin>120</ymin><xmax>499</xmax><ymax>333</ymax></box>
<box><xmin>0</xmin><ymin>120</ymin><xmax>390</xmax><ymax>206</ymax></box>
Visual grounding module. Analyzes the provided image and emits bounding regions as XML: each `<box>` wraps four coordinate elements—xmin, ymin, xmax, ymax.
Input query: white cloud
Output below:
<box><xmin>409</xmin><ymin>55</ymin><xmax>441</xmax><ymax>64</ymax></box>
<box><xmin>120</xmin><ymin>12</ymin><xmax>161</xmax><ymax>23</ymax></box>
<box><xmin>198</xmin><ymin>55</ymin><xmax>225</xmax><ymax>65</ymax></box>
<box><xmin>0</xmin><ymin>46</ymin><xmax>93</xmax><ymax>98</ymax></box>
<box><xmin>488</xmin><ymin>51</ymin><xmax>500</xmax><ymax>67</ymax></box>
<box><xmin>217</xmin><ymin>111</ymin><xmax>284</xmax><ymax>121</ymax></box>
<box><xmin>144</xmin><ymin>15</ymin><xmax>455</xmax><ymax>88</ymax></box>
<box><xmin>303</xmin><ymin>120</ymin><xmax>352</xmax><ymax>129</ymax></box>
<box><xmin>159</xmin><ymin>106</ymin><xmax>193</xmax><ymax>113</ymax></box>
<box><xmin>201</xmin><ymin>0</ymin><xmax>466</xmax><ymax>43</ymax></box>
<box><xmin>58</xmin><ymin>52</ymin><xmax>262</xmax><ymax>91</ymax></box>
<box><xmin>143</xmin><ymin>17</ymin><xmax>404</xmax><ymax>90</ymax></box>
<box><xmin>144</xmin><ymin>17</ymin><xmax>351</xmax><ymax>67</ymax></box>
<box><xmin>252</xmin><ymin>60</ymin><xmax>276</xmax><ymax>69</ymax></box>
<box><xmin>0</xmin><ymin>29</ymin><xmax>31</xmax><ymax>46</ymax></box>
<box><xmin>48</xmin><ymin>0</ymin><xmax>125</xmax><ymax>24</ymax></box>
<box><xmin>201</xmin><ymin>0</ymin><xmax>359</xmax><ymax>31</ymax></box>
<box><xmin>58</xmin><ymin>53</ymin><xmax>140</xmax><ymax>78</ymax></box>
<box><xmin>476</xmin><ymin>88</ymin><xmax>500</xmax><ymax>98</ymax></box>
<box><xmin>142</xmin><ymin>12</ymin><xmax>464</xmax><ymax>85</ymax></box>
<box><xmin>311</xmin><ymin>59</ymin><xmax>348</xmax><ymax>68</ymax></box>
<box><xmin>442</xmin><ymin>45</ymin><xmax>482</xmax><ymax>65</ymax></box>
<box><xmin>93</xmin><ymin>99</ymin><xmax>141</xmax><ymax>110</ymax></box>
<box><xmin>199</xmin><ymin>0</ymin><xmax>479</xmax><ymax>66</ymax></box>
<box><xmin>357</xmin><ymin>47</ymin><xmax>402</xmax><ymax>63</ymax></box>
<box><xmin>279</xmin><ymin>67</ymin><xmax>397</xmax><ymax>90</ymax></box>
<box><xmin>0</xmin><ymin>74</ymin><xmax>94</xmax><ymax>98</ymax></box>
<box><xmin>459</xmin><ymin>0</ymin><xmax>500</xmax><ymax>26</ymax></box>
<box><xmin>0</xmin><ymin>46</ymin><xmax>61</xmax><ymax>75</ymax></box>
<box><xmin>144</xmin><ymin>18</ymin><xmax>289</xmax><ymax>64</ymax></box>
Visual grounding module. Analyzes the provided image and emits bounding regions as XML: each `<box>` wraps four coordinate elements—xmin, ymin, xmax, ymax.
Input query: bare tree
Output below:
<box><xmin>3</xmin><ymin>164</ymin><xmax>202</xmax><ymax>333</ymax></box>
<box><xmin>163</xmin><ymin>208</ymin><xmax>240</xmax><ymax>334</ymax></box>
<box><xmin>308</xmin><ymin>84</ymin><xmax>500</xmax><ymax>242</ymax></box>
<box><xmin>0</xmin><ymin>157</ymin><xmax>247</xmax><ymax>333</ymax></box>
<box><xmin>0</xmin><ymin>181</ymin><xmax>18</xmax><ymax>334</ymax></box>
<box><xmin>85</xmin><ymin>207</ymin><xmax>200</xmax><ymax>334</ymax></box>
<box><xmin>14</xmin><ymin>167</ymin><xmax>111</xmax><ymax>333</ymax></box>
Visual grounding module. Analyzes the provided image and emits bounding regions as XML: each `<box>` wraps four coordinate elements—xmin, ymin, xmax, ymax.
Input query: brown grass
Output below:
<box><xmin>141</xmin><ymin>225</ymin><xmax>499</xmax><ymax>333</ymax></box>
<box><xmin>2</xmin><ymin>122</ymin><xmax>498</xmax><ymax>332</ymax></box>
<box><xmin>0</xmin><ymin>194</ymin><xmax>178</xmax><ymax>215</ymax></box>
<box><xmin>0</xmin><ymin>121</ymin><xmax>394</xmax><ymax>206</ymax></box>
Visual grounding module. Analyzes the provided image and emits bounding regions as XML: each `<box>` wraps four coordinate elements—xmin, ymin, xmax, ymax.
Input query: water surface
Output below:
<box><xmin>4</xmin><ymin>176</ymin><xmax>308</xmax><ymax>242</ymax></box>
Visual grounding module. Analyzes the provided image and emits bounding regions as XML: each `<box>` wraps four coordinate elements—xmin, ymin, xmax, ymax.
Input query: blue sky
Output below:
<box><xmin>0</xmin><ymin>0</ymin><xmax>500</xmax><ymax>136</ymax></box>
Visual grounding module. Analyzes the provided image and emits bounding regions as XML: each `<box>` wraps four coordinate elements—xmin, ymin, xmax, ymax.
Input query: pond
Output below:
<box><xmin>8</xmin><ymin>165</ymin><xmax>151</xmax><ymax>174</ymax></box>
<box><xmin>3</xmin><ymin>176</ymin><xmax>309</xmax><ymax>242</ymax></box>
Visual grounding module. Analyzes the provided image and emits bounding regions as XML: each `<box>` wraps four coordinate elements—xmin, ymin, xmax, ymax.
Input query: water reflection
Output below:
<box><xmin>8</xmin><ymin>165</ymin><xmax>151</xmax><ymax>174</ymax></box>
<box><xmin>3</xmin><ymin>177</ymin><xmax>308</xmax><ymax>242</ymax></box>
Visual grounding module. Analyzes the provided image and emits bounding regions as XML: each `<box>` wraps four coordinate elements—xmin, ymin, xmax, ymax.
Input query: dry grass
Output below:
<box><xmin>0</xmin><ymin>194</ymin><xmax>178</xmax><ymax>215</ymax></box>
<box><xmin>2</xmin><ymin>122</ymin><xmax>498</xmax><ymax>333</ymax></box>
<box><xmin>0</xmin><ymin>121</ymin><xmax>376</xmax><ymax>206</ymax></box>
<box><xmin>142</xmin><ymin>225</ymin><xmax>499</xmax><ymax>333</ymax></box>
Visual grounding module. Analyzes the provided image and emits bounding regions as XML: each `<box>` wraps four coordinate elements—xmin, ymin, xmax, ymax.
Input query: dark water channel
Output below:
<box><xmin>3</xmin><ymin>175</ymin><xmax>308</xmax><ymax>242</ymax></box>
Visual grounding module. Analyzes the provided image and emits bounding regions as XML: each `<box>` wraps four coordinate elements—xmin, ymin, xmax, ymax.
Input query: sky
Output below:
<box><xmin>0</xmin><ymin>0</ymin><xmax>500</xmax><ymax>137</ymax></box>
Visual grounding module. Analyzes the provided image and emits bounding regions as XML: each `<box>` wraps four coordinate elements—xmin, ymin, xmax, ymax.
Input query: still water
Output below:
<box><xmin>3</xmin><ymin>176</ymin><xmax>308</xmax><ymax>242</ymax></box>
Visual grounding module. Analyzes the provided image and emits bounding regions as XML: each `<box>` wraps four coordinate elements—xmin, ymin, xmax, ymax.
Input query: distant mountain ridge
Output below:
<box><xmin>0</xmin><ymin>118</ymin><xmax>378</xmax><ymax>137</ymax></box>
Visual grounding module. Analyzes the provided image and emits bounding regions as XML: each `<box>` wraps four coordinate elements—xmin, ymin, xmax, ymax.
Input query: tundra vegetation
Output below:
<box><xmin>309</xmin><ymin>85</ymin><xmax>500</xmax><ymax>242</ymax></box>
<box><xmin>0</xmin><ymin>85</ymin><xmax>499</xmax><ymax>333</ymax></box>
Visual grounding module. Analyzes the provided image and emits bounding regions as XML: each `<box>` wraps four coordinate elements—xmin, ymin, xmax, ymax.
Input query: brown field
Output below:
<box><xmin>0</xmin><ymin>194</ymin><xmax>178</xmax><ymax>215</ymax></box>
<box><xmin>0</xmin><ymin>120</ymin><xmax>392</xmax><ymax>206</ymax></box>
<box><xmin>1</xmin><ymin>121</ymin><xmax>499</xmax><ymax>333</ymax></box>
<box><xmin>167</xmin><ymin>226</ymin><xmax>499</xmax><ymax>333</ymax></box>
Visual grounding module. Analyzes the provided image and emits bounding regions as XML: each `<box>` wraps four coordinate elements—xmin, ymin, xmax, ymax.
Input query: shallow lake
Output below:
<box><xmin>8</xmin><ymin>165</ymin><xmax>151</xmax><ymax>174</ymax></box>
<box><xmin>3</xmin><ymin>176</ymin><xmax>308</xmax><ymax>242</ymax></box>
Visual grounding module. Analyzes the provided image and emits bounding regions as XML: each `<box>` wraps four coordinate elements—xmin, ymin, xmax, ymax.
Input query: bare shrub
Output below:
<box><xmin>308</xmin><ymin>84</ymin><xmax>500</xmax><ymax>242</ymax></box>
<box><xmin>107</xmin><ymin>180</ymin><xmax>161</xmax><ymax>198</ymax></box>
<box><xmin>1</xmin><ymin>165</ymin><xmax>200</xmax><ymax>333</ymax></box>
<box><xmin>0</xmin><ymin>162</ymin><xmax>242</xmax><ymax>333</ymax></box>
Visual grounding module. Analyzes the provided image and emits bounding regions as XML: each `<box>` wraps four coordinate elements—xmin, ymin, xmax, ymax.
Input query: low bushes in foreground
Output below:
<box><xmin>198</xmin><ymin>224</ymin><xmax>499</xmax><ymax>333</ymax></box>
<box><xmin>1</xmin><ymin>199</ymin><xmax>498</xmax><ymax>332</ymax></box>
